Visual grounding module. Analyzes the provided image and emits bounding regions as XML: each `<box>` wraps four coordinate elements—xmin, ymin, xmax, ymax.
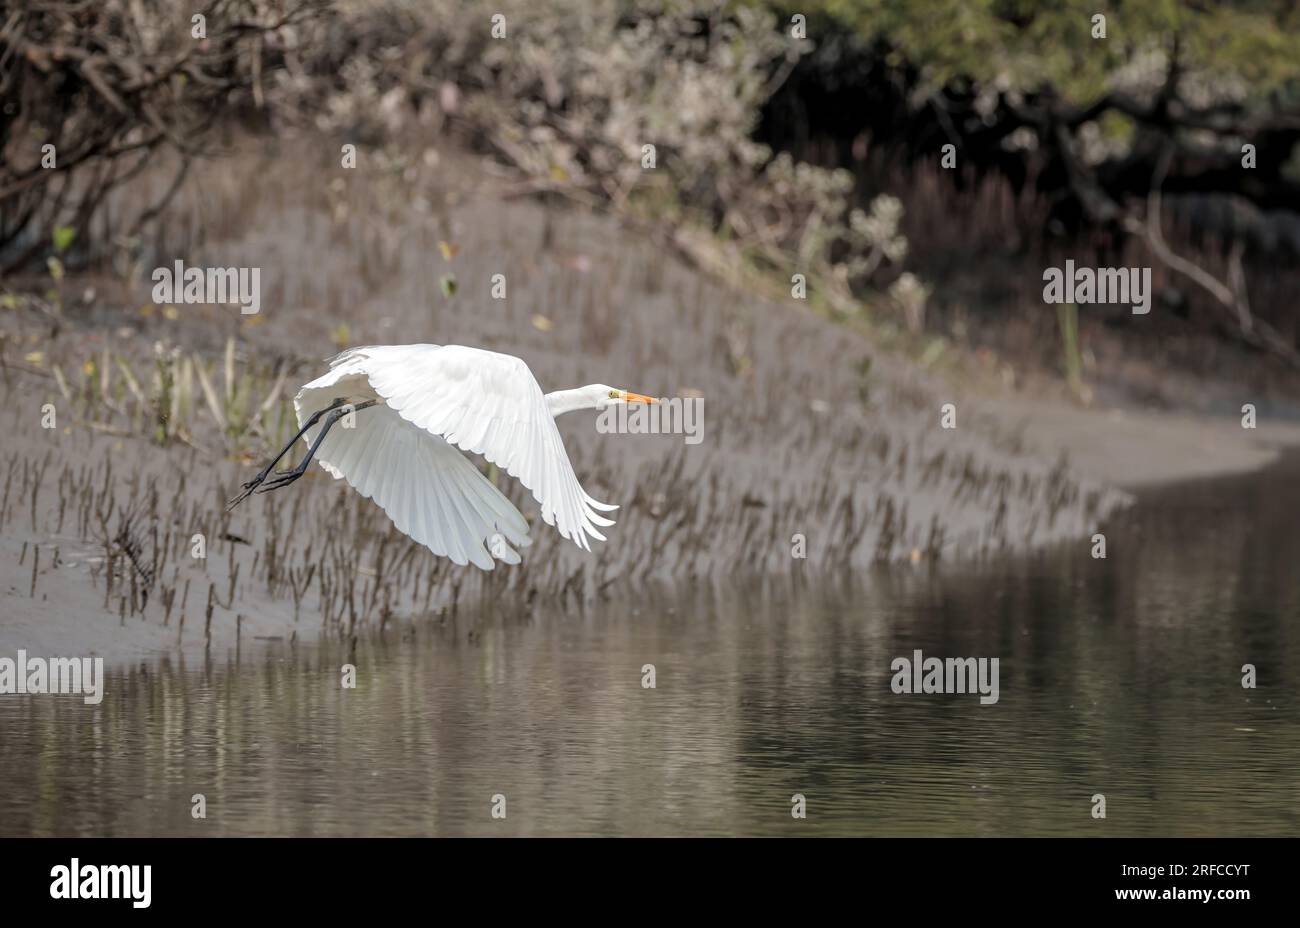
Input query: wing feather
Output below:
<box><xmin>299</xmin><ymin>395</ymin><xmax>529</xmax><ymax>569</ymax></box>
<box><xmin>350</xmin><ymin>344</ymin><xmax>615</xmax><ymax>550</ymax></box>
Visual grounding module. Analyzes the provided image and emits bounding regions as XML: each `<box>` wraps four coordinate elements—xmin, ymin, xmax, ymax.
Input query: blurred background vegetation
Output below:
<box><xmin>5</xmin><ymin>0</ymin><xmax>1300</xmax><ymax>391</ymax></box>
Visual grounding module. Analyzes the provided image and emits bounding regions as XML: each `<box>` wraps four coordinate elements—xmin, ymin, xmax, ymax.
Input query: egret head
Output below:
<box><xmin>546</xmin><ymin>384</ymin><xmax>660</xmax><ymax>417</ymax></box>
<box><xmin>589</xmin><ymin>385</ymin><xmax>659</xmax><ymax>410</ymax></box>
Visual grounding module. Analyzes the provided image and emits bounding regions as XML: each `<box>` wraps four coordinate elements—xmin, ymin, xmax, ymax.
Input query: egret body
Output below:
<box><xmin>229</xmin><ymin>344</ymin><xmax>656</xmax><ymax>569</ymax></box>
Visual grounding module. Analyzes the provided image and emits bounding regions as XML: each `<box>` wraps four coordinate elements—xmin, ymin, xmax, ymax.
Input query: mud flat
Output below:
<box><xmin>978</xmin><ymin>392</ymin><xmax>1300</xmax><ymax>490</ymax></box>
<box><xmin>5</xmin><ymin>136</ymin><xmax>1276</xmax><ymax>667</ymax></box>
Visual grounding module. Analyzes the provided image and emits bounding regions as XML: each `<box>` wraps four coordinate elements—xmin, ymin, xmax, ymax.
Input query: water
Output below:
<box><xmin>2</xmin><ymin>457</ymin><xmax>1298</xmax><ymax>836</ymax></box>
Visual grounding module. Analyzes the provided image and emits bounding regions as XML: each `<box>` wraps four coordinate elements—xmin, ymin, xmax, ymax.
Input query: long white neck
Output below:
<box><xmin>545</xmin><ymin>388</ymin><xmax>598</xmax><ymax>418</ymax></box>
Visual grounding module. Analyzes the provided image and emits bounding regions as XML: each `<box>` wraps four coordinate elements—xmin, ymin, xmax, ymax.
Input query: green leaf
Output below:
<box><xmin>439</xmin><ymin>274</ymin><xmax>458</xmax><ymax>298</ymax></box>
<box><xmin>46</xmin><ymin>256</ymin><xmax>65</xmax><ymax>281</ymax></box>
<box><xmin>52</xmin><ymin>225</ymin><xmax>76</xmax><ymax>253</ymax></box>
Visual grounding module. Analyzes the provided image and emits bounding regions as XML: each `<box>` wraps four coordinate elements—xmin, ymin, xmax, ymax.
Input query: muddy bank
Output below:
<box><xmin>978</xmin><ymin>393</ymin><xmax>1300</xmax><ymax>490</ymax></box>
<box><xmin>0</xmin><ymin>134</ymin><xmax>1227</xmax><ymax>667</ymax></box>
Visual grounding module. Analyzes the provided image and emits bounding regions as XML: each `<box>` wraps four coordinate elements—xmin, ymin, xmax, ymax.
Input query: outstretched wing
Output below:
<box><xmin>303</xmin><ymin>395</ymin><xmax>531</xmax><ymax>570</ymax></box>
<box><xmin>338</xmin><ymin>344</ymin><xmax>615</xmax><ymax>550</ymax></box>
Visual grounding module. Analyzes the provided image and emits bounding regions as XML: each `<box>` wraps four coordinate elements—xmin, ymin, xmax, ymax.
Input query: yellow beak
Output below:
<box><xmin>622</xmin><ymin>391</ymin><xmax>658</xmax><ymax>404</ymax></box>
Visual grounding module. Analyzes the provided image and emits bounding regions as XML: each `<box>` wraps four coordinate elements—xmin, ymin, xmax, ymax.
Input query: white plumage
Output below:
<box><xmin>285</xmin><ymin>344</ymin><xmax>642</xmax><ymax>570</ymax></box>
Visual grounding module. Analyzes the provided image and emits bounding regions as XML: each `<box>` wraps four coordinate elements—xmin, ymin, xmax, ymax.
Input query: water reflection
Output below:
<box><xmin>2</xmin><ymin>457</ymin><xmax>1298</xmax><ymax>836</ymax></box>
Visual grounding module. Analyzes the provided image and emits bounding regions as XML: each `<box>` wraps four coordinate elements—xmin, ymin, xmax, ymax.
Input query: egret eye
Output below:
<box><xmin>608</xmin><ymin>389</ymin><xmax>620</xmax><ymax>399</ymax></box>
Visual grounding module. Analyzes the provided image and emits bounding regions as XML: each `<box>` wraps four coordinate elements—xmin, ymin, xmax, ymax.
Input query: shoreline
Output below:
<box><xmin>5</xmin><ymin>387</ymin><xmax>1289</xmax><ymax>671</ymax></box>
<box><xmin>982</xmin><ymin>392</ymin><xmax>1300</xmax><ymax>491</ymax></box>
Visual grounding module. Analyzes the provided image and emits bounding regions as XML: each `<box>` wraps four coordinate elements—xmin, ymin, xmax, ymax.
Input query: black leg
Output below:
<box><xmin>251</xmin><ymin>400</ymin><xmax>378</xmax><ymax>496</ymax></box>
<box><xmin>226</xmin><ymin>399</ymin><xmax>374</xmax><ymax>509</ymax></box>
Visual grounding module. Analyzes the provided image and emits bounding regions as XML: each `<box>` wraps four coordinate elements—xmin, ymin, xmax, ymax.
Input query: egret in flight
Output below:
<box><xmin>228</xmin><ymin>344</ymin><xmax>657</xmax><ymax>569</ymax></box>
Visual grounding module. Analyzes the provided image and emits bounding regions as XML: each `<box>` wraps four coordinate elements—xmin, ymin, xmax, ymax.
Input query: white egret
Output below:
<box><xmin>228</xmin><ymin>344</ymin><xmax>657</xmax><ymax>569</ymax></box>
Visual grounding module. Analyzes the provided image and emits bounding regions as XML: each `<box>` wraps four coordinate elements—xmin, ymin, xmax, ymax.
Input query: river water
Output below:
<box><xmin>1</xmin><ymin>457</ymin><xmax>1297</xmax><ymax>836</ymax></box>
